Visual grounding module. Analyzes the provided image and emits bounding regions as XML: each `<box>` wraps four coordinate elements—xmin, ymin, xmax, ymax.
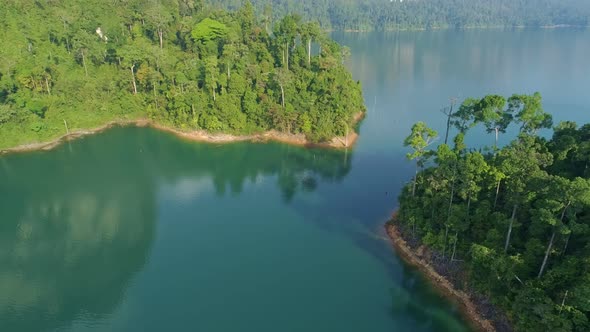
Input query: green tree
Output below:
<box><xmin>452</xmin><ymin>98</ymin><xmax>477</xmax><ymax>134</ymax></box>
<box><xmin>203</xmin><ymin>55</ymin><xmax>219</xmax><ymax>101</ymax></box>
<box><xmin>499</xmin><ymin>136</ymin><xmax>552</xmax><ymax>253</ymax></box>
<box><xmin>404</xmin><ymin>122</ymin><xmax>438</xmax><ymax>197</ymax></box>
<box><xmin>536</xmin><ymin>176</ymin><xmax>590</xmax><ymax>278</ymax></box>
<box><xmin>191</xmin><ymin>18</ymin><xmax>228</xmax><ymax>43</ymax></box>
<box><xmin>143</xmin><ymin>1</ymin><xmax>173</xmax><ymax>50</ymax></box>
<box><xmin>474</xmin><ymin>95</ymin><xmax>511</xmax><ymax>148</ymax></box>
<box><xmin>508</xmin><ymin>92</ymin><xmax>553</xmax><ymax>135</ymax></box>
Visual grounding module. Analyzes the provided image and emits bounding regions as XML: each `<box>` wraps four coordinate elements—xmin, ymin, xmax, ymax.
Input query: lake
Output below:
<box><xmin>1</xmin><ymin>29</ymin><xmax>590</xmax><ymax>332</ymax></box>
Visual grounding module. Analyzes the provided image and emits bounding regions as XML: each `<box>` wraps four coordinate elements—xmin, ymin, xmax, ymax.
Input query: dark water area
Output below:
<box><xmin>1</xmin><ymin>29</ymin><xmax>590</xmax><ymax>332</ymax></box>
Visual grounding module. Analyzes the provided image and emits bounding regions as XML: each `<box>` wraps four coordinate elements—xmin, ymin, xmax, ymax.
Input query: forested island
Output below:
<box><xmin>0</xmin><ymin>1</ymin><xmax>365</xmax><ymax>150</ymax></box>
<box><xmin>212</xmin><ymin>0</ymin><xmax>590</xmax><ymax>31</ymax></box>
<box><xmin>393</xmin><ymin>93</ymin><xmax>590</xmax><ymax>331</ymax></box>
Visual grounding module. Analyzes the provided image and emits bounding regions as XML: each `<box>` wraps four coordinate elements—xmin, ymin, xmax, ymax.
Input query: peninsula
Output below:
<box><xmin>0</xmin><ymin>1</ymin><xmax>365</xmax><ymax>151</ymax></box>
<box><xmin>393</xmin><ymin>93</ymin><xmax>590</xmax><ymax>331</ymax></box>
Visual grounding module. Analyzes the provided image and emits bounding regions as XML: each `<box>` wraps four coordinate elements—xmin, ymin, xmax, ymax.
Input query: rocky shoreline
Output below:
<box><xmin>0</xmin><ymin>114</ymin><xmax>364</xmax><ymax>155</ymax></box>
<box><xmin>385</xmin><ymin>213</ymin><xmax>509</xmax><ymax>332</ymax></box>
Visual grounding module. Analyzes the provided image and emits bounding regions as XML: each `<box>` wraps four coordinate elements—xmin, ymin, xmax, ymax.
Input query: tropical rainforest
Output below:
<box><xmin>0</xmin><ymin>0</ymin><xmax>365</xmax><ymax>149</ymax></box>
<box><xmin>397</xmin><ymin>93</ymin><xmax>590</xmax><ymax>331</ymax></box>
<box><xmin>212</xmin><ymin>0</ymin><xmax>590</xmax><ymax>31</ymax></box>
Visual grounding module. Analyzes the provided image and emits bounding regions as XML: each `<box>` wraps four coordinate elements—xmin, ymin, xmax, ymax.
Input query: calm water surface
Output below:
<box><xmin>1</xmin><ymin>29</ymin><xmax>590</xmax><ymax>332</ymax></box>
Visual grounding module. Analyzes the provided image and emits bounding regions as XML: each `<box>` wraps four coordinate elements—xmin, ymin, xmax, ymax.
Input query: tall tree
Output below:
<box><xmin>452</xmin><ymin>98</ymin><xmax>477</xmax><ymax>134</ymax></box>
<box><xmin>204</xmin><ymin>55</ymin><xmax>219</xmax><ymax>101</ymax></box>
<box><xmin>508</xmin><ymin>92</ymin><xmax>553</xmax><ymax>135</ymax></box>
<box><xmin>537</xmin><ymin>176</ymin><xmax>590</xmax><ymax>278</ymax></box>
<box><xmin>499</xmin><ymin>136</ymin><xmax>552</xmax><ymax>253</ymax></box>
<box><xmin>144</xmin><ymin>1</ymin><xmax>173</xmax><ymax>50</ymax></box>
<box><xmin>474</xmin><ymin>95</ymin><xmax>511</xmax><ymax>148</ymax></box>
<box><xmin>441</xmin><ymin>98</ymin><xmax>457</xmax><ymax>144</ymax></box>
<box><xmin>404</xmin><ymin>122</ymin><xmax>438</xmax><ymax>197</ymax></box>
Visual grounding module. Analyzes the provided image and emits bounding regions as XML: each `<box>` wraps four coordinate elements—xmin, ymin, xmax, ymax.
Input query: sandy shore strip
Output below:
<box><xmin>1</xmin><ymin>113</ymin><xmax>364</xmax><ymax>155</ymax></box>
<box><xmin>386</xmin><ymin>213</ymin><xmax>496</xmax><ymax>332</ymax></box>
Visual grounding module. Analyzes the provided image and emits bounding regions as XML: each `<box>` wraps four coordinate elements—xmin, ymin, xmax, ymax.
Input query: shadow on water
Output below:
<box><xmin>289</xmin><ymin>208</ymin><xmax>470</xmax><ymax>331</ymax></box>
<box><xmin>390</xmin><ymin>283</ymin><xmax>468</xmax><ymax>332</ymax></box>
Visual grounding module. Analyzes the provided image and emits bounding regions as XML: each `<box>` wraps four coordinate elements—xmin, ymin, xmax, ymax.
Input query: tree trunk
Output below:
<box><xmin>560</xmin><ymin>202</ymin><xmax>570</xmax><ymax>222</ymax></box>
<box><xmin>504</xmin><ymin>204</ymin><xmax>517</xmax><ymax>253</ymax></box>
<box><xmin>345</xmin><ymin>124</ymin><xmax>349</xmax><ymax>147</ymax></box>
<box><xmin>563</xmin><ymin>233</ymin><xmax>571</xmax><ymax>255</ymax></box>
<box><xmin>444</xmin><ymin>103</ymin><xmax>453</xmax><ymax>144</ymax></box>
<box><xmin>443</xmin><ymin>226</ymin><xmax>449</xmax><ymax>259</ymax></box>
<box><xmin>158</xmin><ymin>29</ymin><xmax>163</xmax><ymax>49</ymax></box>
<box><xmin>286</xmin><ymin>41</ymin><xmax>289</xmax><ymax>69</ymax></box>
<box><xmin>411</xmin><ymin>162</ymin><xmax>418</xmax><ymax>196</ymax></box>
<box><xmin>494</xmin><ymin>179</ymin><xmax>501</xmax><ymax>209</ymax></box>
<box><xmin>538</xmin><ymin>230</ymin><xmax>556</xmax><ymax>278</ymax></box>
<box><xmin>280</xmin><ymin>83</ymin><xmax>285</xmax><ymax>108</ymax></box>
<box><xmin>559</xmin><ymin>290</ymin><xmax>569</xmax><ymax>315</ymax></box>
<box><xmin>153</xmin><ymin>83</ymin><xmax>158</xmax><ymax>111</ymax></box>
<box><xmin>494</xmin><ymin>127</ymin><xmax>499</xmax><ymax>148</ymax></box>
<box><xmin>559</xmin><ymin>202</ymin><xmax>572</xmax><ymax>254</ymax></box>
<box><xmin>443</xmin><ymin>168</ymin><xmax>456</xmax><ymax>260</ymax></box>
<box><xmin>227</xmin><ymin>63</ymin><xmax>231</xmax><ymax>79</ymax></box>
<box><xmin>537</xmin><ymin>197</ymin><xmax>570</xmax><ymax>279</ymax></box>
<box><xmin>63</xmin><ymin>119</ymin><xmax>69</xmax><ymax>134</ymax></box>
<box><xmin>307</xmin><ymin>38</ymin><xmax>311</xmax><ymax>66</ymax></box>
<box><xmin>130</xmin><ymin>64</ymin><xmax>137</xmax><ymax>95</ymax></box>
<box><xmin>45</xmin><ymin>77</ymin><xmax>51</xmax><ymax>95</ymax></box>
<box><xmin>447</xmin><ymin>178</ymin><xmax>455</xmax><ymax>218</ymax></box>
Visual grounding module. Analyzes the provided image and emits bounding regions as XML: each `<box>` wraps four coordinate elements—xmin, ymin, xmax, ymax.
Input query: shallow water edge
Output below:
<box><xmin>386</xmin><ymin>213</ymin><xmax>498</xmax><ymax>332</ymax></box>
<box><xmin>0</xmin><ymin>113</ymin><xmax>364</xmax><ymax>155</ymax></box>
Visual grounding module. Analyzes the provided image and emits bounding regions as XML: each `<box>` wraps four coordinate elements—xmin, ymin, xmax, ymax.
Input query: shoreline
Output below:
<box><xmin>336</xmin><ymin>24</ymin><xmax>589</xmax><ymax>32</ymax></box>
<box><xmin>0</xmin><ymin>113</ymin><xmax>364</xmax><ymax>155</ymax></box>
<box><xmin>385</xmin><ymin>213</ymin><xmax>496</xmax><ymax>332</ymax></box>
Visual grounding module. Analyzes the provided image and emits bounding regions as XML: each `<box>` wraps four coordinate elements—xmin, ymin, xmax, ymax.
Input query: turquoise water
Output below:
<box><xmin>2</xmin><ymin>29</ymin><xmax>590</xmax><ymax>332</ymax></box>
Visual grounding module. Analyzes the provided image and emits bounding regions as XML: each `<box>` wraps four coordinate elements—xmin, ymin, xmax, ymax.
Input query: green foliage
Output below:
<box><xmin>404</xmin><ymin>122</ymin><xmax>438</xmax><ymax>196</ymax></box>
<box><xmin>191</xmin><ymin>18</ymin><xmax>228</xmax><ymax>43</ymax></box>
<box><xmin>0</xmin><ymin>1</ymin><xmax>365</xmax><ymax>149</ymax></box>
<box><xmin>404</xmin><ymin>122</ymin><xmax>438</xmax><ymax>165</ymax></box>
<box><xmin>0</xmin><ymin>105</ymin><xmax>17</xmax><ymax>124</ymax></box>
<box><xmin>509</xmin><ymin>92</ymin><xmax>553</xmax><ymax>134</ymax></box>
<box><xmin>399</xmin><ymin>94</ymin><xmax>590</xmax><ymax>331</ymax></box>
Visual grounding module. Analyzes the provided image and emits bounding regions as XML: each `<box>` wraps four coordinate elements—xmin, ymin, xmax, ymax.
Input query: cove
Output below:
<box><xmin>2</xmin><ymin>28</ymin><xmax>590</xmax><ymax>332</ymax></box>
<box><xmin>0</xmin><ymin>128</ymin><xmax>462</xmax><ymax>332</ymax></box>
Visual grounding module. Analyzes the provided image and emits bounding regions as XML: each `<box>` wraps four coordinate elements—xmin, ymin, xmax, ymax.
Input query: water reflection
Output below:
<box><xmin>0</xmin><ymin>140</ymin><xmax>156</xmax><ymax>332</ymax></box>
<box><xmin>132</xmin><ymin>128</ymin><xmax>353</xmax><ymax>201</ymax></box>
<box><xmin>338</xmin><ymin>29</ymin><xmax>590</xmax><ymax>97</ymax></box>
<box><xmin>0</xmin><ymin>127</ymin><xmax>352</xmax><ymax>331</ymax></box>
